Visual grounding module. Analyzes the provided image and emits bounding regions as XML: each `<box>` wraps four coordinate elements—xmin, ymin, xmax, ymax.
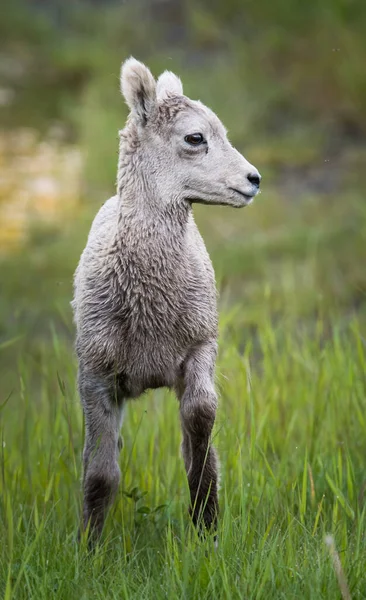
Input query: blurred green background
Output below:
<box><xmin>0</xmin><ymin>0</ymin><xmax>365</xmax><ymax>389</ymax></box>
<box><xmin>1</xmin><ymin>2</ymin><xmax>366</xmax><ymax>597</ymax></box>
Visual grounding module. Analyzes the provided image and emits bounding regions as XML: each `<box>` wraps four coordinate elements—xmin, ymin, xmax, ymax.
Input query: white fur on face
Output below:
<box><xmin>139</xmin><ymin>100</ymin><xmax>259</xmax><ymax>208</ymax></box>
<box><xmin>119</xmin><ymin>57</ymin><xmax>260</xmax><ymax>208</ymax></box>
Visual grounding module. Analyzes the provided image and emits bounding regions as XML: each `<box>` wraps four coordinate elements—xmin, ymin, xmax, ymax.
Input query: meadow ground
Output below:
<box><xmin>1</xmin><ymin>3</ymin><xmax>366</xmax><ymax>596</ymax></box>
<box><xmin>0</xmin><ymin>185</ymin><xmax>365</xmax><ymax>599</ymax></box>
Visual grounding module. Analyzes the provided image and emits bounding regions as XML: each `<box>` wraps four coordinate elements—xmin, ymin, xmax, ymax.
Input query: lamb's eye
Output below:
<box><xmin>184</xmin><ymin>133</ymin><xmax>204</xmax><ymax>145</ymax></box>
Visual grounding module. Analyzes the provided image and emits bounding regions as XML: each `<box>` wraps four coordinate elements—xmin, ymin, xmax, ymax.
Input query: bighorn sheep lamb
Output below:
<box><xmin>72</xmin><ymin>57</ymin><xmax>261</xmax><ymax>542</ymax></box>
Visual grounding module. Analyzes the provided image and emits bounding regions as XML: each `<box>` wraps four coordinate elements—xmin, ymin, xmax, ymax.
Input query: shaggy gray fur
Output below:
<box><xmin>72</xmin><ymin>57</ymin><xmax>260</xmax><ymax>541</ymax></box>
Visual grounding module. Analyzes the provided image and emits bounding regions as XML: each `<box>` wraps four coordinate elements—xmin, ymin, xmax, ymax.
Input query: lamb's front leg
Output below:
<box><xmin>179</xmin><ymin>340</ymin><xmax>219</xmax><ymax>531</ymax></box>
<box><xmin>78</xmin><ymin>368</ymin><xmax>124</xmax><ymax>543</ymax></box>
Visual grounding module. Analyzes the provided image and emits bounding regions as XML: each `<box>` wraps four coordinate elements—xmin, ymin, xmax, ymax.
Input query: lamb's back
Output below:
<box><xmin>73</xmin><ymin>195</ymin><xmax>118</xmax><ymax>310</ymax></box>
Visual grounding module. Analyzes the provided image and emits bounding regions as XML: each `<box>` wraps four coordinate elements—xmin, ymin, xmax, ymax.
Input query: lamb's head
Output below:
<box><xmin>120</xmin><ymin>58</ymin><xmax>261</xmax><ymax>208</ymax></box>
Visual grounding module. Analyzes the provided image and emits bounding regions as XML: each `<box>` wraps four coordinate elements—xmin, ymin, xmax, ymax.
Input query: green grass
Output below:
<box><xmin>0</xmin><ymin>304</ymin><xmax>365</xmax><ymax>598</ymax></box>
<box><xmin>1</xmin><ymin>188</ymin><xmax>366</xmax><ymax>599</ymax></box>
<box><xmin>1</xmin><ymin>1</ymin><xmax>366</xmax><ymax>596</ymax></box>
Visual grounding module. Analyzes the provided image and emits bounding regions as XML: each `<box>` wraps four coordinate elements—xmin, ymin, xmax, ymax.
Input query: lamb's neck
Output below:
<box><xmin>117</xmin><ymin>190</ymin><xmax>191</xmax><ymax>271</ymax></box>
<box><xmin>117</xmin><ymin>143</ymin><xmax>191</xmax><ymax>255</ymax></box>
<box><xmin>119</xmin><ymin>192</ymin><xmax>190</xmax><ymax>236</ymax></box>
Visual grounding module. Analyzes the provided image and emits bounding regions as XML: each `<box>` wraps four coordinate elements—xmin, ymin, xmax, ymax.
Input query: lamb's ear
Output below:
<box><xmin>120</xmin><ymin>57</ymin><xmax>156</xmax><ymax>124</ymax></box>
<box><xmin>156</xmin><ymin>70</ymin><xmax>183</xmax><ymax>101</ymax></box>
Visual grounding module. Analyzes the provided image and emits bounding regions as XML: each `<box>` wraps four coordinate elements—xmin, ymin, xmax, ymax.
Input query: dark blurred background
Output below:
<box><xmin>1</xmin><ymin>0</ymin><xmax>365</xmax><ymax>394</ymax></box>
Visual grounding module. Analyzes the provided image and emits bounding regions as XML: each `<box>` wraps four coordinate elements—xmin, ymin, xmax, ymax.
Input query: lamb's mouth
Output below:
<box><xmin>228</xmin><ymin>187</ymin><xmax>255</xmax><ymax>203</ymax></box>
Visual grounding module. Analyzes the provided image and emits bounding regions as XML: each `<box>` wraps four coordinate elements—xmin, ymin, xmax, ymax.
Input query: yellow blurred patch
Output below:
<box><xmin>0</xmin><ymin>128</ymin><xmax>83</xmax><ymax>253</ymax></box>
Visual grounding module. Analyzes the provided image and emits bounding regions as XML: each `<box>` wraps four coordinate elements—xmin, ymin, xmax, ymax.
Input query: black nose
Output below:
<box><xmin>247</xmin><ymin>172</ymin><xmax>261</xmax><ymax>187</ymax></box>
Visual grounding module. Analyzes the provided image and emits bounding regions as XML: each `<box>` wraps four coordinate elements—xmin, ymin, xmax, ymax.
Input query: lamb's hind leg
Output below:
<box><xmin>178</xmin><ymin>341</ymin><xmax>219</xmax><ymax>531</ymax></box>
<box><xmin>78</xmin><ymin>369</ymin><xmax>124</xmax><ymax>543</ymax></box>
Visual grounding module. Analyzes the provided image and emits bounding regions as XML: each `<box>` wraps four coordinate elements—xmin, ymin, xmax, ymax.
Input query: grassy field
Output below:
<box><xmin>1</xmin><ymin>186</ymin><xmax>366</xmax><ymax>599</ymax></box>
<box><xmin>1</xmin><ymin>1</ymin><xmax>366</xmax><ymax>597</ymax></box>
